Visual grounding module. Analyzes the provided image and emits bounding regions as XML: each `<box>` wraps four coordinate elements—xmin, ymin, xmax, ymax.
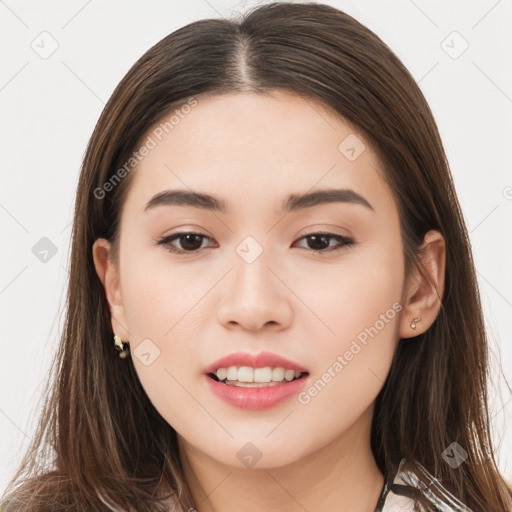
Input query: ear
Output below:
<box><xmin>92</xmin><ymin>238</ymin><xmax>131</xmax><ymax>341</ymax></box>
<box><xmin>399</xmin><ymin>229</ymin><xmax>446</xmax><ymax>339</ymax></box>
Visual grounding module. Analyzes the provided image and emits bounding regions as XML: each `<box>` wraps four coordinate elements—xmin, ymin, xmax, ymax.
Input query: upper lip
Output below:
<box><xmin>203</xmin><ymin>351</ymin><xmax>309</xmax><ymax>375</ymax></box>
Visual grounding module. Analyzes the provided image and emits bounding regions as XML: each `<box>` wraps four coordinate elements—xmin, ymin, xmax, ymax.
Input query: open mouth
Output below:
<box><xmin>207</xmin><ymin>371</ymin><xmax>309</xmax><ymax>388</ymax></box>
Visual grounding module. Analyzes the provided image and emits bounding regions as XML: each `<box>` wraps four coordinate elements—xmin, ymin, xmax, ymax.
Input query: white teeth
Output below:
<box><xmin>237</xmin><ymin>366</ymin><xmax>253</xmax><ymax>382</ymax></box>
<box><xmin>226</xmin><ymin>366</ymin><xmax>238</xmax><ymax>381</ymax></box>
<box><xmin>214</xmin><ymin>366</ymin><xmax>304</xmax><ymax>384</ymax></box>
<box><xmin>254</xmin><ymin>367</ymin><xmax>272</xmax><ymax>383</ymax></box>
<box><xmin>272</xmin><ymin>367</ymin><xmax>285</xmax><ymax>381</ymax></box>
<box><xmin>284</xmin><ymin>369</ymin><xmax>296</xmax><ymax>382</ymax></box>
<box><xmin>216</xmin><ymin>368</ymin><xmax>227</xmax><ymax>381</ymax></box>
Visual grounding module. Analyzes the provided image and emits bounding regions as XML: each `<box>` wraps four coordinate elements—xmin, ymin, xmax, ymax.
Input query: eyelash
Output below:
<box><xmin>156</xmin><ymin>231</ymin><xmax>355</xmax><ymax>256</ymax></box>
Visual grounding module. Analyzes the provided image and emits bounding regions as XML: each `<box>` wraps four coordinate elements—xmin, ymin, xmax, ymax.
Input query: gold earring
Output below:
<box><xmin>113</xmin><ymin>334</ymin><xmax>130</xmax><ymax>359</ymax></box>
<box><xmin>410</xmin><ymin>317</ymin><xmax>421</xmax><ymax>330</ymax></box>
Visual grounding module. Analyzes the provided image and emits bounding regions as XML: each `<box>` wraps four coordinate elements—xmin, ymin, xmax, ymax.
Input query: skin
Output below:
<box><xmin>93</xmin><ymin>91</ymin><xmax>445</xmax><ymax>512</ymax></box>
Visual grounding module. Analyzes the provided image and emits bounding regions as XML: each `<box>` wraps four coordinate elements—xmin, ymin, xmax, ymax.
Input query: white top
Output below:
<box><xmin>377</xmin><ymin>458</ymin><xmax>473</xmax><ymax>511</ymax></box>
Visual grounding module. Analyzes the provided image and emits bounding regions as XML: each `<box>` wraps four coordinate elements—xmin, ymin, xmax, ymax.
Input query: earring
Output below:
<box><xmin>113</xmin><ymin>334</ymin><xmax>130</xmax><ymax>359</ymax></box>
<box><xmin>410</xmin><ymin>317</ymin><xmax>421</xmax><ymax>330</ymax></box>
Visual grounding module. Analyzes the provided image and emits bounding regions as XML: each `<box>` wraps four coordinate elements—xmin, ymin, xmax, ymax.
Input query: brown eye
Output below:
<box><xmin>157</xmin><ymin>232</ymin><xmax>214</xmax><ymax>253</ymax></box>
<box><xmin>293</xmin><ymin>232</ymin><xmax>355</xmax><ymax>255</ymax></box>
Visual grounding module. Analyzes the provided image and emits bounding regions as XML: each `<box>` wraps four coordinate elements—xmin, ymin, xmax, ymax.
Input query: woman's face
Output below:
<box><xmin>95</xmin><ymin>91</ymin><xmax>410</xmax><ymax>469</ymax></box>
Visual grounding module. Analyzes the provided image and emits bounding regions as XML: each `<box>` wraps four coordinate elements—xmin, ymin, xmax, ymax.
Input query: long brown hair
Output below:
<box><xmin>2</xmin><ymin>2</ymin><xmax>511</xmax><ymax>511</ymax></box>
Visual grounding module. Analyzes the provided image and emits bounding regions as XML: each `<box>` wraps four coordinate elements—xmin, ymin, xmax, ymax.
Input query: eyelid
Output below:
<box><xmin>156</xmin><ymin>230</ymin><xmax>215</xmax><ymax>252</ymax></box>
<box><xmin>295</xmin><ymin>223</ymin><xmax>353</xmax><ymax>240</ymax></box>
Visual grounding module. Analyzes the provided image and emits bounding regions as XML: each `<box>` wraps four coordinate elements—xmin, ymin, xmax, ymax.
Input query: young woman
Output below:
<box><xmin>2</xmin><ymin>2</ymin><xmax>511</xmax><ymax>511</ymax></box>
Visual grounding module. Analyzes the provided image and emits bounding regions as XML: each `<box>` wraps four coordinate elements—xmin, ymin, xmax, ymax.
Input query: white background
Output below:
<box><xmin>1</xmin><ymin>0</ymin><xmax>511</xmax><ymax>493</ymax></box>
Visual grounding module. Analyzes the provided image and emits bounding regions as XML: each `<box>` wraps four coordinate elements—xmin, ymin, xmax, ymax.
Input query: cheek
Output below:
<box><xmin>120</xmin><ymin>249</ymin><xmax>210</xmax><ymax>399</ymax></box>
<box><xmin>293</xmin><ymin>240</ymin><xmax>404</xmax><ymax>342</ymax></box>
<box><xmin>292</xmin><ymin>246</ymin><xmax>403</xmax><ymax>408</ymax></box>
<box><xmin>120</xmin><ymin>245</ymin><xmax>210</xmax><ymax>338</ymax></box>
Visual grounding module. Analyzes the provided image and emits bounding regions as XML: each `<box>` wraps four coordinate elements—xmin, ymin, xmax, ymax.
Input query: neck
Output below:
<box><xmin>177</xmin><ymin>405</ymin><xmax>384</xmax><ymax>512</ymax></box>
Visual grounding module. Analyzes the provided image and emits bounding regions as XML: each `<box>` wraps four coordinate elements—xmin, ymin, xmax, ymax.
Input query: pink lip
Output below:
<box><xmin>203</xmin><ymin>350</ymin><xmax>309</xmax><ymax>375</ymax></box>
<box><xmin>204</xmin><ymin>373</ymin><xmax>310</xmax><ymax>411</ymax></box>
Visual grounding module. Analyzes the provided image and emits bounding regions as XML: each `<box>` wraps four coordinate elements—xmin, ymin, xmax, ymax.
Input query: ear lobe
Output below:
<box><xmin>92</xmin><ymin>238</ymin><xmax>131</xmax><ymax>340</ymax></box>
<box><xmin>399</xmin><ymin>230</ymin><xmax>446</xmax><ymax>339</ymax></box>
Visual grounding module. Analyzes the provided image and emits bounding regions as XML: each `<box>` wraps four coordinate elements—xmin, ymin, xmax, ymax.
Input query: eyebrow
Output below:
<box><xmin>143</xmin><ymin>188</ymin><xmax>374</xmax><ymax>214</ymax></box>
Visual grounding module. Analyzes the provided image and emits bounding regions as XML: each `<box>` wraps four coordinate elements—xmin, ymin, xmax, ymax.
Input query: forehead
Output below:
<box><xmin>121</xmin><ymin>91</ymin><xmax>394</xmax><ymax>218</ymax></box>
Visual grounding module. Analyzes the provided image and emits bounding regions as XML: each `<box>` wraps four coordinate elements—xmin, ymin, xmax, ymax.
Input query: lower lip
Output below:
<box><xmin>204</xmin><ymin>374</ymin><xmax>309</xmax><ymax>411</ymax></box>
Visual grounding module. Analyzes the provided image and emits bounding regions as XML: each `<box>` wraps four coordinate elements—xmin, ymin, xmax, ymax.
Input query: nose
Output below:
<box><xmin>216</xmin><ymin>247</ymin><xmax>293</xmax><ymax>331</ymax></box>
